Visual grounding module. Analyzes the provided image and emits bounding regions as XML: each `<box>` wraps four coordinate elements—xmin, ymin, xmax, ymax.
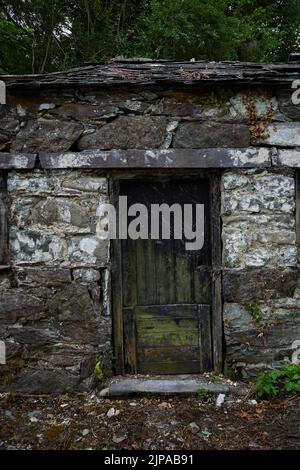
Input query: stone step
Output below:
<box><xmin>99</xmin><ymin>376</ymin><xmax>239</xmax><ymax>398</ymax></box>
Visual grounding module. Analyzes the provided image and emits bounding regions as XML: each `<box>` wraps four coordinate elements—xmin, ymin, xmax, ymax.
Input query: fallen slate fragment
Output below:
<box><xmin>99</xmin><ymin>387</ymin><xmax>109</xmax><ymax>397</ymax></box>
<box><xmin>112</xmin><ymin>434</ymin><xmax>127</xmax><ymax>444</ymax></box>
<box><xmin>249</xmin><ymin>399</ymin><xmax>258</xmax><ymax>406</ymax></box>
<box><xmin>29</xmin><ymin>417</ymin><xmax>39</xmax><ymax>423</ymax></box>
<box><xmin>4</xmin><ymin>410</ymin><xmax>15</xmax><ymax>421</ymax></box>
<box><xmin>216</xmin><ymin>393</ymin><xmax>226</xmax><ymax>407</ymax></box>
<box><xmin>107</xmin><ymin>407</ymin><xmax>120</xmax><ymax>418</ymax></box>
<box><xmin>38</xmin><ymin>103</ymin><xmax>56</xmax><ymax>111</ymax></box>
<box><xmin>188</xmin><ymin>422</ymin><xmax>200</xmax><ymax>434</ymax></box>
<box><xmin>28</xmin><ymin>410</ymin><xmax>43</xmax><ymax>419</ymax></box>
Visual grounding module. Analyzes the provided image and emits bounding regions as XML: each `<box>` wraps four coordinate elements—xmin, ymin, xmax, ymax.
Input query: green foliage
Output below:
<box><xmin>129</xmin><ymin>0</ymin><xmax>241</xmax><ymax>60</ymax></box>
<box><xmin>246</xmin><ymin>301</ymin><xmax>262</xmax><ymax>325</ymax></box>
<box><xmin>94</xmin><ymin>361</ymin><xmax>104</xmax><ymax>382</ymax></box>
<box><xmin>1</xmin><ymin>0</ymin><xmax>300</xmax><ymax>73</ymax></box>
<box><xmin>211</xmin><ymin>373</ymin><xmax>223</xmax><ymax>384</ymax></box>
<box><xmin>253</xmin><ymin>364</ymin><xmax>300</xmax><ymax>399</ymax></box>
<box><xmin>201</xmin><ymin>429</ymin><xmax>212</xmax><ymax>438</ymax></box>
<box><xmin>196</xmin><ymin>388</ymin><xmax>210</xmax><ymax>400</ymax></box>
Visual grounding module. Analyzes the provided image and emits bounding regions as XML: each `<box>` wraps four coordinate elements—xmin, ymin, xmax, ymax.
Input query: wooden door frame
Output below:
<box><xmin>110</xmin><ymin>170</ymin><xmax>223</xmax><ymax>374</ymax></box>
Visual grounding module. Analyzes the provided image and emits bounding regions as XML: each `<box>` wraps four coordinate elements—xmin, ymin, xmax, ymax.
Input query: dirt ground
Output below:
<box><xmin>0</xmin><ymin>392</ymin><xmax>299</xmax><ymax>450</ymax></box>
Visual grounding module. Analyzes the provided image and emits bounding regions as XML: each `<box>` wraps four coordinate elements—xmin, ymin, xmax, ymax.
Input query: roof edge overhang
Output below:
<box><xmin>1</xmin><ymin>60</ymin><xmax>300</xmax><ymax>90</ymax></box>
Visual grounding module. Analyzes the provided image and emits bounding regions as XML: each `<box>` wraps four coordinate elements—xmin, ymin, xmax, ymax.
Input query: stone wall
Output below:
<box><xmin>0</xmin><ymin>86</ymin><xmax>290</xmax><ymax>153</ymax></box>
<box><xmin>1</xmin><ymin>81</ymin><xmax>300</xmax><ymax>390</ymax></box>
<box><xmin>0</xmin><ymin>169</ymin><xmax>111</xmax><ymax>393</ymax></box>
<box><xmin>222</xmin><ymin>169</ymin><xmax>300</xmax><ymax>378</ymax></box>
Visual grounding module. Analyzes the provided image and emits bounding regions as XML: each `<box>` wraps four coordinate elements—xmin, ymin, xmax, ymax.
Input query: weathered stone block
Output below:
<box><xmin>222</xmin><ymin>170</ymin><xmax>297</xmax><ymax>269</ymax></box>
<box><xmin>77</xmin><ymin>116</ymin><xmax>167</xmax><ymax>150</ymax></box>
<box><xmin>224</xmin><ymin>301</ymin><xmax>300</xmax><ymax>370</ymax></box>
<box><xmin>16</xmin><ymin>268</ymin><xmax>72</xmax><ymax>287</ymax></box>
<box><xmin>47</xmin><ymin>283</ymin><xmax>100</xmax><ymax>322</ymax></box>
<box><xmin>67</xmin><ymin>235</ymin><xmax>109</xmax><ymax>266</ymax></box>
<box><xmin>261</xmin><ymin>123</ymin><xmax>300</xmax><ymax>147</ymax></box>
<box><xmin>223</xmin><ymin>226</ymin><xmax>297</xmax><ymax>268</ymax></box>
<box><xmin>7</xmin><ymin>325</ymin><xmax>59</xmax><ymax>346</ymax></box>
<box><xmin>228</xmin><ymin>93</ymin><xmax>278</xmax><ymax>121</ymax></box>
<box><xmin>0</xmin><ymin>290</ymin><xmax>46</xmax><ymax>323</ymax></box>
<box><xmin>0</xmin><ymin>132</ymin><xmax>10</xmax><ymax>151</ymax></box>
<box><xmin>173</xmin><ymin>122</ymin><xmax>250</xmax><ymax>148</ymax></box>
<box><xmin>7</xmin><ymin>170</ymin><xmax>107</xmax><ymax>195</ymax></box>
<box><xmin>0</xmin><ymin>153</ymin><xmax>37</xmax><ymax>169</ymax></box>
<box><xmin>11</xmin><ymin>119</ymin><xmax>83</xmax><ymax>152</ymax></box>
<box><xmin>5</xmin><ymin>369</ymin><xmax>86</xmax><ymax>394</ymax></box>
<box><xmin>277</xmin><ymin>89</ymin><xmax>300</xmax><ymax>120</ymax></box>
<box><xmin>152</xmin><ymin>100</ymin><xmax>204</xmax><ymax>117</ymax></box>
<box><xmin>0</xmin><ymin>272</ymin><xmax>10</xmax><ymax>289</ymax></box>
<box><xmin>80</xmin><ymin>354</ymin><xmax>97</xmax><ymax>380</ymax></box>
<box><xmin>73</xmin><ymin>268</ymin><xmax>100</xmax><ymax>282</ymax></box>
<box><xmin>7</xmin><ymin>171</ymin><xmax>56</xmax><ymax>194</ymax></box>
<box><xmin>0</xmin><ymin>116</ymin><xmax>20</xmax><ymax>151</ymax></box>
<box><xmin>222</xmin><ymin>173</ymin><xmax>295</xmax><ymax>215</ymax></box>
<box><xmin>10</xmin><ymin>229</ymin><xmax>66</xmax><ymax>264</ymax></box>
<box><xmin>75</xmin><ymin>90</ymin><xmax>140</xmax><ymax>106</ymax></box>
<box><xmin>61</xmin><ymin>175</ymin><xmax>107</xmax><ymax>193</ymax></box>
<box><xmin>0</xmin><ymin>115</ymin><xmax>19</xmax><ymax>133</ymax></box>
<box><xmin>58</xmin><ymin>320</ymin><xmax>110</xmax><ymax>346</ymax></box>
<box><xmin>276</xmin><ymin>149</ymin><xmax>300</xmax><ymax>167</ymax></box>
<box><xmin>119</xmin><ymin>100</ymin><xmax>149</xmax><ymax>114</ymax></box>
<box><xmin>5</xmin><ymin>339</ymin><xmax>23</xmax><ymax>360</ymax></box>
<box><xmin>46</xmin><ymin>345</ymin><xmax>94</xmax><ymax>369</ymax></box>
<box><xmin>223</xmin><ymin>268</ymin><xmax>299</xmax><ymax>303</ymax></box>
<box><xmin>30</xmin><ymin>197</ymin><xmax>95</xmax><ymax>230</ymax></box>
<box><xmin>49</xmin><ymin>103</ymin><xmax>119</xmax><ymax>120</ymax></box>
<box><xmin>9</xmin><ymin>197</ymin><xmax>38</xmax><ymax>228</ymax></box>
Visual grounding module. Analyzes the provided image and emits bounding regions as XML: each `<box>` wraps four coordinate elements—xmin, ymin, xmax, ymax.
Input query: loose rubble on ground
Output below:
<box><xmin>0</xmin><ymin>390</ymin><xmax>299</xmax><ymax>450</ymax></box>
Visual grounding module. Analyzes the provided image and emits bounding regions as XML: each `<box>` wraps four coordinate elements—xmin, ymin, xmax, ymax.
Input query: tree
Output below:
<box><xmin>0</xmin><ymin>0</ymin><xmax>299</xmax><ymax>74</ymax></box>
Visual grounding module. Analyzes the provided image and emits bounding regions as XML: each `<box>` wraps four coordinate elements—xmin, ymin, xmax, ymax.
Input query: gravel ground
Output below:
<box><xmin>0</xmin><ymin>392</ymin><xmax>299</xmax><ymax>450</ymax></box>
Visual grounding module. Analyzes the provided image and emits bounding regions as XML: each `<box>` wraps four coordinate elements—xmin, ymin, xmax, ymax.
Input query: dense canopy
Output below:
<box><xmin>0</xmin><ymin>0</ymin><xmax>300</xmax><ymax>74</ymax></box>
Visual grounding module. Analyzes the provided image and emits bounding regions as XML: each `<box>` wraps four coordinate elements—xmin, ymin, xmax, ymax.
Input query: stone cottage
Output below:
<box><xmin>0</xmin><ymin>59</ymin><xmax>300</xmax><ymax>393</ymax></box>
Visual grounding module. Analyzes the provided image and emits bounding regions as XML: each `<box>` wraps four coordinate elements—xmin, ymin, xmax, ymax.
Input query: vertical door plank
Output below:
<box><xmin>122</xmin><ymin>238</ymin><xmax>137</xmax><ymax>307</ymax></box>
<box><xmin>210</xmin><ymin>172</ymin><xmax>223</xmax><ymax>372</ymax></box>
<box><xmin>155</xmin><ymin>239</ymin><xmax>175</xmax><ymax>304</ymax></box>
<box><xmin>110</xmin><ymin>179</ymin><xmax>124</xmax><ymax>374</ymax></box>
<box><xmin>123</xmin><ymin>307</ymin><xmax>137</xmax><ymax>373</ymax></box>
<box><xmin>194</xmin><ymin>266</ymin><xmax>212</xmax><ymax>304</ymax></box>
<box><xmin>198</xmin><ymin>304</ymin><xmax>213</xmax><ymax>372</ymax></box>
<box><xmin>136</xmin><ymin>239</ymin><xmax>156</xmax><ymax>305</ymax></box>
<box><xmin>174</xmin><ymin>248</ymin><xmax>192</xmax><ymax>303</ymax></box>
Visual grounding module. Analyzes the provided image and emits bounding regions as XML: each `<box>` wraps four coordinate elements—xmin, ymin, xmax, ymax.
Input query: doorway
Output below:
<box><xmin>111</xmin><ymin>172</ymin><xmax>222</xmax><ymax>375</ymax></box>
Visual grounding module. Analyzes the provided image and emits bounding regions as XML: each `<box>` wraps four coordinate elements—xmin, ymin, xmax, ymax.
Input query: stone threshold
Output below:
<box><xmin>99</xmin><ymin>374</ymin><xmax>246</xmax><ymax>398</ymax></box>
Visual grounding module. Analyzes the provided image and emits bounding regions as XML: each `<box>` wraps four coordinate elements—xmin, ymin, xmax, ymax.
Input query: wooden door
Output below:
<box><xmin>112</xmin><ymin>175</ymin><xmax>221</xmax><ymax>375</ymax></box>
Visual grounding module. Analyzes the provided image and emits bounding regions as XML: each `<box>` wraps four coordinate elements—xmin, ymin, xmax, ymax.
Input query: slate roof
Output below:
<box><xmin>1</xmin><ymin>59</ymin><xmax>300</xmax><ymax>89</ymax></box>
